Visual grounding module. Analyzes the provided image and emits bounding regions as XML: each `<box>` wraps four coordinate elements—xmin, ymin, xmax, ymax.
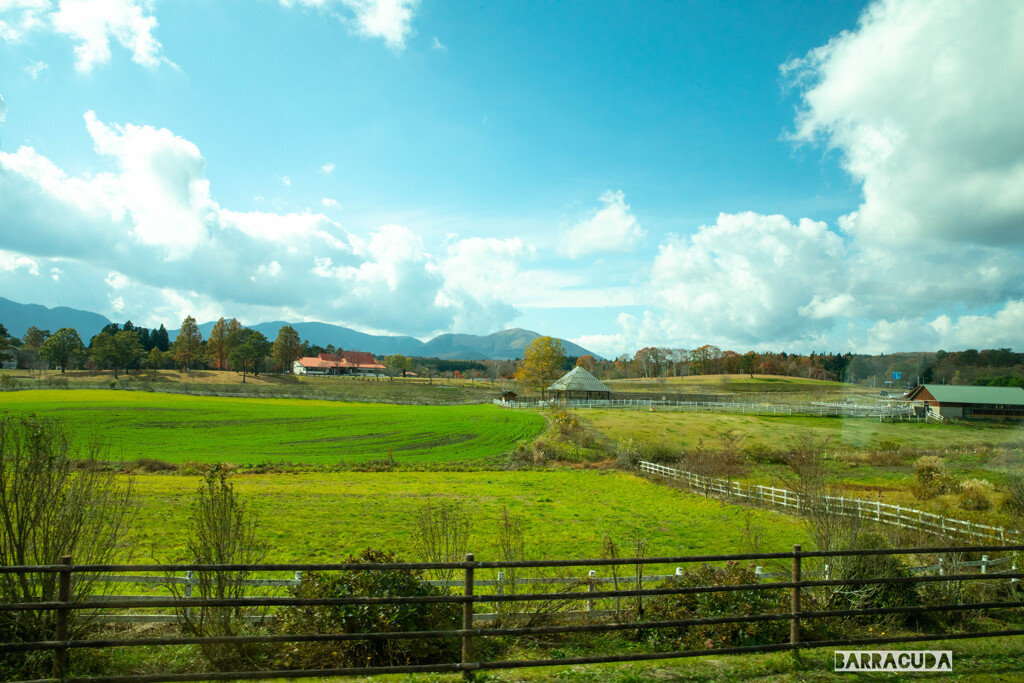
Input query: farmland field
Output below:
<box><xmin>130</xmin><ymin>470</ymin><xmax>811</xmax><ymax>563</ymax></box>
<box><xmin>587</xmin><ymin>408</ymin><xmax>1024</xmax><ymax>455</ymax></box>
<box><xmin>0</xmin><ymin>390</ymin><xmax>544</xmax><ymax>465</ymax></box>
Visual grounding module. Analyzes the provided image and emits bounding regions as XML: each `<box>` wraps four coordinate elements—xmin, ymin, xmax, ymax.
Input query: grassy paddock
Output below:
<box><xmin>585</xmin><ymin>407</ymin><xmax>1024</xmax><ymax>524</ymax></box>
<box><xmin>0</xmin><ymin>390</ymin><xmax>543</xmax><ymax>465</ymax></box>
<box><xmin>131</xmin><ymin>470</ymin><xmax>810</xmax><ymax>563</ymax></box>
<box><xmin>588</xmin><ymin>408</ymin><xmax>1024</xmax><ymax>454</ymax></box>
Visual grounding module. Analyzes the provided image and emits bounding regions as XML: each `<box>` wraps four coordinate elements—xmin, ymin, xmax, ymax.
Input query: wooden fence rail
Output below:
<box><xmin>3</xmin><ymin>546</ymin><xmax>1024</xmax><ymax>682</ymax></box>
<box><xmin>639</xmin><ymin>460</ymin><xmax>1020</xmax><ymax>544</ymax></box>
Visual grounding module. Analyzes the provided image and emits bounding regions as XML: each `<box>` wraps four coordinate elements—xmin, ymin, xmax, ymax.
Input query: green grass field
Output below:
<box><xmin>587</xmin><ymin>408</ymin><xmax>1024</xmax><ymax>454</ymax></box>
<box><xmin>0</xmin><ymin>390</ymin><xmax>544</xmax><ymax>465</ymax></box>
<box><xmin>582</xmin><ymin>407</ymin><xmax>1024</xmax><ymax>523</ymax></box>
<box><xmin>130</xmin><ymin>470</ymin><xmax>810</xmax><ymax>563</ymax></box>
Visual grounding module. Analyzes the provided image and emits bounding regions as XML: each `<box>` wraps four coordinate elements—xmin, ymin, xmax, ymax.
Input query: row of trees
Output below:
<box><xmin>585</xmin><ymin>346</ymin><xmax>1023</xmax><ymax>387</ymax></box>
<box><xmin>1</xmin><ymin>317</ymin><xmax>306</xmax><ymax>382</ymax></box>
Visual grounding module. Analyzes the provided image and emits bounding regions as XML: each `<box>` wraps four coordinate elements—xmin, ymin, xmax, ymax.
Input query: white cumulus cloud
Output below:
<box><xmin>438</xmin><ymin>237</ymin><xmax>529</xmax><ymax>332</ymax></box>
<box><xmin>1</xmin><ymin>0</ymin><xmax>172</xmax><ymax>72</ymax></box>
<box><xmin>280</xmin><ymin>0</ymin><xmax>418</xmax><ymax>50</ymax></box>
<box><xmin>561</xmin><ymin>190</ymin><xmax>644</xmax><ymax>258</ymax></box>
<box><xmin>649</xmin><ymin>212</ymin><xmax>849</xmax><ymax>347</ymax></box>
<box><xmin>0</xmin><ymin>112</ymin><xmax>524</xmax><ymax>336</ymax></box>
<box><xmin>786</xmin><ymin>0</ymin><xmax>1024</xmax><ymax>248</ymax></box>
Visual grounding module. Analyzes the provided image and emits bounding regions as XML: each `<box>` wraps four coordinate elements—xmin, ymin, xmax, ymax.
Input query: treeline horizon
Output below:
<box><xmin>3</xmin><ymin>318</ymin><xmax>1021</xmax><ymax>387</ymax></box>
<box><xmin>576</xmin><ymin>346</ymin><xmax>1024</xmax><ymax>387</ymax></box>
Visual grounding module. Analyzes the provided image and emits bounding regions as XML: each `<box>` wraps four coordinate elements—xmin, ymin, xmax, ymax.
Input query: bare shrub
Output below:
<box><xmin>492</xmin><ymin>506</ymin><xmax>583</xmax><ymax>627</ymax></box>
<box><xmin>778</xmin><ymin>432</ymin><xmax>833</xmax><ymax>514</ymax></box>
<box><xmin>135</xmin><ymin>457</ymin><xmax>177</xmax><ymax>472</ymax></box>
<box><xmin>912</xmin><ymin>456</ymin><xmax>957</xmax><ymax>500</ymax></box>
<box><xmin>1002</xmin><ymin>474</ymin><xmax>1024</xmax><ymax>529</ymax></box>
<box><xmin>0</xmin><ymin>415</ymin><xmax>136</xmax><ymax>680</ymax></box>
<box><xmin>599</xmin><ymin>533</ymin><xmax>649</xmax><ymax>625</ymax></box>
<box><xmin>824</xmin><ymin>532</ymin><xmax>924</xmax><ymax>634</ymax></box>
<box><xmin>615</xmin><ymin>437</ymin><xmax>640</xmax><ymax>468</ymax></box>
<box><xmin>712</xmin><ymin>428</ymin><xmax>747</xmax><ymax>486</ymax></box>
<box><xmin>412</xmin><ymin>499</ymin><xmax>472</xmax><ymax>589</ymax></box>
<box><xmin>744</xmin><ymin>441</ymin><xmax>786</xmax><ymax>465</ymax></box>
<box><xmin>866</xmin><ymin>450</ymin><xmax>904</xmax><ymax>467</ymax></box>
<box><xmin>168</xmin><ymin>469</ymin><xmax>270</xmax><ymax>671</ymax></box>
<box><xmin>681</xmin><ymin>440</ymin><xmax>718</xmax><ymax>498</ymax></box>
<box><xmin>776</xmin><ymin>433</ymin><xmax>863</xmax><ymax>587</ymax></box>
<box><xmin>958</xmin><ymin>478</ymin><xmax>994</xmax><ymax>511</ymax></box>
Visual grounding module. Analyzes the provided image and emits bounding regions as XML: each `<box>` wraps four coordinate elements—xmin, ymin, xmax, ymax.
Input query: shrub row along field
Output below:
<box><xmin>131</xmin><ymin>470</ymin><xmax>809</xmax><ymax>563</ymax></box>
<box><xmin>0</xmin><ymin>390</ymin><xmax>544</xmax><ymax>465</ymax></box>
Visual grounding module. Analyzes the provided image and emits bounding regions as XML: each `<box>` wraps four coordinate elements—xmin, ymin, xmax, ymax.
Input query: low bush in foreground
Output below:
<box><xmin>273</xmin><ymin>549</ymin><xmax>460</xmax><ymax>669</ymax></box>
<box><xmin>645</xmin><ymin>562</ymin><xmax>789</xmax><ymax>651</ymax></box>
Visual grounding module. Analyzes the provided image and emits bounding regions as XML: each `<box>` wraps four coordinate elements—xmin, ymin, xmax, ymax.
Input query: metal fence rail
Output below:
<box><xmin>639</xmin><ymin>460</ymin><xmax>1020</xmax><ymax>544</ymax></box>
<box><xmin>2</xmin><ymin>545</ymin><xmax>1024</xmax><ymax>682</ymax></box>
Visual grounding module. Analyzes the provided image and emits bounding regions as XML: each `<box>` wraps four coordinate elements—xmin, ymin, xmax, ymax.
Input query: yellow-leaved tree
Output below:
<box><xmin>515</xmin><ymin>336</ymin><xmax>566</xmax><ymax>399</ymax></box>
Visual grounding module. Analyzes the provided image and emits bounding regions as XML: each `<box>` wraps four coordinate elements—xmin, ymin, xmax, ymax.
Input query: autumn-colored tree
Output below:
<box><xmin>206</xmin><ymin>317</ymin><xmax>242</xmax><ymax>370</ymax></box>
<box><xmin>172</xmin><ymin>316</ymin><xmax>204</xmax><ymax>371</ymax></box>
<box><xmin>206</xmin><ymin>318</ymin><xmax>229</xmax><ymax>370</ymax></box>
<box><xmin>720</xmin><ymin>349</ymin><xmax>742</xmax><ymax>375</ymax></box>
<box><xmin>689</xmin><ymin>344</ymin><xmax>722</xmax><ymax>375</ymax></box>
<box><xmin>634</xmin><ymin>347</ymin><xmax>667</xmax><ymax>378</ymax></box>
<box><xmin>575</xmin><ymin>354</ymin><xmax>596</xmax><ymax>372</ymax></box>
<box><xmin>515</xmin><ymin>336</ymin><xmax>566</xmax><ymax>398</ymax></box>
<box><xmin>271</xmin><ymin>325</ymin><xmax>303</xmax><ymax>373</ymax></box>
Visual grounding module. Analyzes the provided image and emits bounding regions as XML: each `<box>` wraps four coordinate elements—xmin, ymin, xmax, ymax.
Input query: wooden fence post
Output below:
<box><xmin>587</xmin><ymin>570</ymin><xmax>596</xmax><ymax>612</ymax></box>
<box><xmin>791</xmin><ymin>545</ymin><xmax>801</xmax><ymax>653</ymax></box>
<box><xmin>53</xmin><ymin>555</ymin><xmax>72</xmax><ymax>679</ymax></box>
<box><xmin>462</xmin><ymin>553</ymin><xmax>475</xmax><ymax>680</ymax></box>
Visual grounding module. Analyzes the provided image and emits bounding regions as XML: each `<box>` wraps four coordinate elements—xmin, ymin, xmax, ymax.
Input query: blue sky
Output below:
<box><xmin>2</xmin><ymin>0</ymin><xmax>1023</xmax><ymax>358</ymax></box>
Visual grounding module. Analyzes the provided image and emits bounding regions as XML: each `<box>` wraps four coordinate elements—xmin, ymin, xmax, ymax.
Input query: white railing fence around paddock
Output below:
<box><xmin>638</xmin><ymin>460</ymin><xmax>1021</xmax><ymax>545</ymax></box>
<box><xmin>495</xmin><ymin>398</ymin><xmax>915</xmax><ymax>419</ymax></box>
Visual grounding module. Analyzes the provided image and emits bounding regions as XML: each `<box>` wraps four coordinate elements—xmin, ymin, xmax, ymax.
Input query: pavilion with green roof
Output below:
<box><xmin>548</xmin><ymin>366</ymin><xmax>612</xmax><ymax>400</ymax></box>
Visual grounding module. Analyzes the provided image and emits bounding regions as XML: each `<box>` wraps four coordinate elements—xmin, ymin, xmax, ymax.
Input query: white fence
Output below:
<box><xmin>495</xmin><ymin>398</ymin><xmax>914</xmax><ymax>419</ymax></box>
<box><xmin>638</xmin><ymin>460</ymin><xmax>1021</xmax><ymax>545</ymax></box>
<box><xmin>755</xmin><ymin>553</ymin><xmax>1017</xmax><ymax>581</ymax></box>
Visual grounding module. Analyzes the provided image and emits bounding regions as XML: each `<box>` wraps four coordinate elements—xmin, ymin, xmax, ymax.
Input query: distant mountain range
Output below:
<box><xmin>0</xmin><ymin>297</ymin><xmax>597</xmax><ymax>361</ymax></box>
<box><xmin>0</xmin><ymin>297</ymin><xmax>112</xmax><ymax>342</ymax></box>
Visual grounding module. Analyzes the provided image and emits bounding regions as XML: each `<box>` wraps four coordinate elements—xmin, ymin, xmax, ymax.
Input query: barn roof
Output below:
<box><xmin>297</xmin><ymin>351</ymin><xmax>385</xmax><ymax>370</ymax></box>
<box><xmin>907</xmin><ymin>384</ymin><xmax>1024</xmax><ymax>406</ymax></box>
<box><xmin>548</xmin><ymin>366</ymin><xmax>611</xmax><ymax>393</ymax></box>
